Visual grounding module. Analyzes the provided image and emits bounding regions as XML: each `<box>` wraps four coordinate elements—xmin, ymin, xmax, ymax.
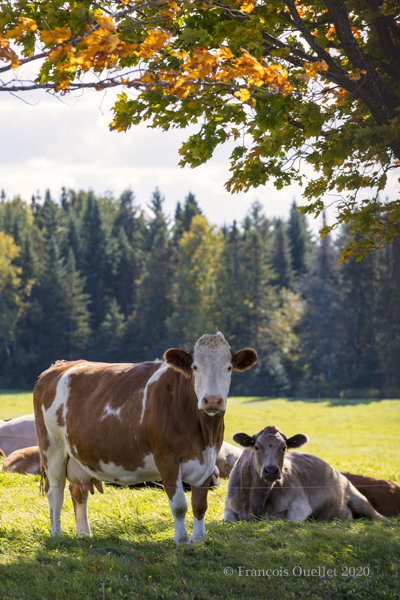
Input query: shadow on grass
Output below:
<box><xmin>243</xmin><ymin>396</ymin><xmax>399</xmax><ymax>406</ymax></box>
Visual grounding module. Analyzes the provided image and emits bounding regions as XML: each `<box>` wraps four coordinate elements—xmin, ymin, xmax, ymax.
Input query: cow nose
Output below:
<box><xmin>262</xmin><ymin>466</ymin><xmax>280</xmax><ymax>480</ymax></box>
<box><xmin>203</xmin><ymin>396</ymin><xmax>223</xmax><ymax>411</ymax></box>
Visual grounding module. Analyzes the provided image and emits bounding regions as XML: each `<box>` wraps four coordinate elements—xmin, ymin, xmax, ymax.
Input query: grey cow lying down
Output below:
<box><xmin>224</xmin><ymin>426</ymin><xmax>386</xmax><ymax>522</ymax></box>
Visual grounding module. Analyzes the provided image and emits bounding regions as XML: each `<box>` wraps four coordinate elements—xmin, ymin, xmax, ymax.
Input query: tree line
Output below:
<box><xmin>0</xmin><ymin>187</ymin><xmax>399</xmax><ymax>398</ymax></box>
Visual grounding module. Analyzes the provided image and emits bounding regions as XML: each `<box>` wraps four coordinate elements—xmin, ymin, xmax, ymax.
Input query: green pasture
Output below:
<box><xmin>0</xmin><ymin>391</ymin><xmax>399</xmax><ymax>600</ymax></box>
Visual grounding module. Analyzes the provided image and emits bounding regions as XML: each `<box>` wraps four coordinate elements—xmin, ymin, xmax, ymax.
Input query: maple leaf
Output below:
<box><xmin>96</xmin><ymin>16</ymin><xmax>116</xmax><ymax>33</ymax></box>
<box><xmin>40</xmin><ymin>27</ymin><xmax>71</xmax><ymax>45</ymax></box>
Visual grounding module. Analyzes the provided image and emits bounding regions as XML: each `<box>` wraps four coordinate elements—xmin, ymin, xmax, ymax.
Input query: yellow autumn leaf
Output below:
<box><xmin>96</xmin><ymin>16</ymin><xmax>116</xmax><ymax>33</ymax></box>
<box><xmin>40</xmin><ymin>27</ymin><xmax>71</xmax><ymax>45</ymax></box>
<box><xmin>5</xmin><ymin>26</ymin><xmax>24</xmax><ymax>40</ymax></box>
<box><xmin>240</xmin><ymin>0</ymin><xmax>257</xmax><ymax>13</ymax></box>
<box><xmin>19</xmin><ymin>17</ymin><xmax>37</xmax><ymax>32</ymax></box>
<box><xmin>235</xmin><ymin>88</ymin><xmax>251</xmax><ymax>102</ymax></box>
<box><xmin>5</xmin><ymin>17</ymin><xmax>37</xmax><ymax>40</ymax></box>
<box><xmin>55</xmin><ymin>75</ymin><xmax>71</xmax><ymax>92</ymax></box>
<box><xmin>0</xmin><ymin>38</ymin><xmax>21</xmax><ymax>68</ymax></box>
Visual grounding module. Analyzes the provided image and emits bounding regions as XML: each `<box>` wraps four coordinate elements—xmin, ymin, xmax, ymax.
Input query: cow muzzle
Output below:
<box><xmin>261</xmin><ymin>465</ymin><xmax>281</xmax><ymax>482</ymax></box>
<box><xmin>201</xmin><ymin>395</ymin><xmax>225</xmax><ymax>415</ymax></box>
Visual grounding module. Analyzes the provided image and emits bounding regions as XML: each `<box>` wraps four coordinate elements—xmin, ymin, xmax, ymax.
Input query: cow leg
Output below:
<box><xmin>161</xmin><ymin>466</ymin><xmax>190</xmax><ymax>545</ymax></box>
<box><xmin>348</xmin><ymin>488</ymin><xmax>387</xmax><ymax>520</ymax></box>
<box><xmin>45</xmin><ymin>444</ymin><xmax>68</xmax><ymax>535</ymax></box>
<box><xmin>191</xmin><ymin>475</ymin><xmax>212</xmax><ymax>543</ymax></box>
<box><xmin>223</xmin><ymin>507</ymin><xmax>239</xmax><ymax>522</ymax></box>
<box><xmin>69</xmin><ymin>483</ymin><xmax>91</xmax><ymax>536</ymax></box>
<box><xmin>286</xmin><ymin>499</ymin><xmax>312</xmax><ymax>521</ymax></box>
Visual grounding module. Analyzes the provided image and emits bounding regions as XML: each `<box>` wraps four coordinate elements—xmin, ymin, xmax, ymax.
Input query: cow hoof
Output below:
<box><xmin>191</xmin><ymin>533</ymin><xmax>207</xmax><ymax>544</ymax></box>
<box><xmin>175</xmin><ymin>536</ymin><xmax>191</xmax><ymax>545</ymax></box>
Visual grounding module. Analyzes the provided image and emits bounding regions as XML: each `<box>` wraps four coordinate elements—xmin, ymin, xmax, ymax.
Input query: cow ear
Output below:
<box><xmin>232</xmin><ymin>432</ymin><xmax>256</xmax><ymax>448</ymax></box>
<box><xmin>286</xmin><ymin>434</ymin><xmax>309</xmax><ymax>449</ymax></box>
<box><xmin>231</xmin><ymin>348</ymin><xmax>258</xmax><ymax>371</ymax></box>
<box><xmin>163</xmin><ymin>348</ymin><xmax>193</xmax><ymax>378</ymax></box>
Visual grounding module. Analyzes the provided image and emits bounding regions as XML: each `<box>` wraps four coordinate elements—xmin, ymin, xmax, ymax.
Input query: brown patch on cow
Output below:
<box><xmin>69</xmin><ymin>482</ymin><xmax>88</xmax><ymax>511</ymax></box>
<box><xmin>342</xmin><ymin>473</ymin><xmax>400</xmax><ymax>518</ymax></box>
<box><xmin>230</xmin><ymin>348</ymin><xmax>258</xmax><ymax>371</ymax></box>
<box><xmin>56</xmin><ymin>405</ymin><xmax>65</xmax><ymax>427</ymax></box>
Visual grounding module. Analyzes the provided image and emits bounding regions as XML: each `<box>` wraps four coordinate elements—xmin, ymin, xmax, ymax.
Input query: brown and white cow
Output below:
<box><xmin>34</xmin><ymin>332</ymin><xmax>257</xmax><ymax>543</ymax></box>
<box><xmin>2</xmin><ymin>445</ymin><xmax>41</xmax><ymax>475</ymax></box>
<box><xmin>0</xmin><ymin>414</ymin><xmax>37</xmax><ymax>456</ymax></box>
<box><xmin>224</xmin><ymin>426</ymin><xmax>385</xmax><ymax>522</ymax></box>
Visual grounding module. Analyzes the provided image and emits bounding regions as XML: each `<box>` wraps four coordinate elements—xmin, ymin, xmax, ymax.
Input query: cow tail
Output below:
<box><xmin>39</xmin><ymin>460</ymin><xmax>48</xmax><ymax>495</ymax></box>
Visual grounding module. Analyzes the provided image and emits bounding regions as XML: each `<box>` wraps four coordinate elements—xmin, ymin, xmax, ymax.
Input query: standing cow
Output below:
<box><xmin>34</xmin><ymin>332</ymin><xmax>257</xmax><ymax>544</ymax></box>
<box><xmin>224</xmin><ymin>426</ymin><xmax>385</xmax><ymax>522</ymax></box>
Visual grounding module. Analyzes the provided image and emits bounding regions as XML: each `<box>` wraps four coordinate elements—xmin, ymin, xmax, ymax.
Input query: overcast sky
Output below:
<box><xmin>1</xmin><ymin>83</ymin><xmax>398</xmax><ymax>237</ymax></box>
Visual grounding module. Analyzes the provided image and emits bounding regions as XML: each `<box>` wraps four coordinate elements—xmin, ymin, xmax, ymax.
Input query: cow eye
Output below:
<box><xmin>281</xmin><ymin>447</ymin><xmax>286</xmax><ymax>452</ymax></box>
<box><xmin>193</xmin><ymin>365</ymin><xmax>198</xmax><ymax>371</ymax></box>
<box><xmin>227</xmin><ymin>366</ymin><xmax>232</xmax><ymax>372</ymax></box>
<box><xmin>254</xmin><ymin>445</ymin><xmax>260</xmax><ymax>451</ymax></box>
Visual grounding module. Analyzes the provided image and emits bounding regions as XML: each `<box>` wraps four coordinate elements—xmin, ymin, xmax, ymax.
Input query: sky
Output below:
<box><xmin>1</xmin><ymin>82</ymin><xmax>398</xmax><ymax>238</ymax></box>
<box><xmin>0</xmin><ymin>76</ymin><xmax>322</xmax><ymax>233</ymax></box>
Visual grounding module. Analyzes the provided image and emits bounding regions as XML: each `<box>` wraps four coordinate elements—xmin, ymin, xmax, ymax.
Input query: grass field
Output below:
<box><xmin>1</xmin><ymin>391</ymin><xmax>399</xmax><ymax>600</ymax></box>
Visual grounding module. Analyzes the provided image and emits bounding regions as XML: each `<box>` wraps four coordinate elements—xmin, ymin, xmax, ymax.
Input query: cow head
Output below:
<box><xmin>233</xmin><ymin>426</ymin><xmax>308</xmax><ymax>483</ymax></box>
<box><xmin>164</xmin><ymin>332</ymin><xmax>257</xmax><ymax>415</ymax></box>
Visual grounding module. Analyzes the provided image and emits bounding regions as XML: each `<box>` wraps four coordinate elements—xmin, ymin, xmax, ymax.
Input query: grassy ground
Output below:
<box><xmin>0</xmin><ymin>391</ymin><xmax>34</xmax><ymax>420</ymax></box>
<box><xmin>0</xmin><ymin>392</ymin><xmax>399</xmax><ymax>600</ymax></box>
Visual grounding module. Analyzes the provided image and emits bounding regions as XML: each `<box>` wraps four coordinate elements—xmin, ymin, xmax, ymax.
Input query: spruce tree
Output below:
<box><xmin>96</xmin><ymin>298</ymin><xmax>126</xmax><ymax>362</ymax></box>
<box><xmin>80</xmin><ymin>194</ymin><xmax>110</xmax><ymax>328</ymax></box>
<box><xmin>65</xmin><ymin>249</ymin><xmax>91</xmax><ymax>358</ymax></box>
<box><xmin>288</xmin><ymin>200</ymin><xmax>312</xmax><ymax>277</ymax></box>
<box><xmin>272</xmin><ymin>219</ymin><xmax>294</xmax><ymax>289</ymax></box>
<box><xmin>114</xmin><ymin>227</ymin><xmax>140</xmax><ymax>318</ymax></box>
<box><xmin>167</xmin><ymin>215</ymin><xmax>222</xmax><ymax>347</ymax></box>
<box><xmin>299</xmin><ymin>224</ymin><xmax>341</xmax><ymax>391</ymax></box>
<box><xmin>181</xmin><ymin>192</ymin><xmax>202</xmax><ymax>232</ymax></box>
<box><xmin>126</xmin><ymin>191</ymin><xmax>172</xmax><ymax>359</ymax></box>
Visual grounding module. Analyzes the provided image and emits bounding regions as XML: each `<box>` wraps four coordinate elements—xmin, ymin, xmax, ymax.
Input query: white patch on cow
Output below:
<box><xmin>43</xmin><ymin>365</ymin><xmax>82</xmax><ymax>443</ymax></box>
<box><xmin>169</xmin><ymin>469</ymin><xmax>190</xmax><ymax>545</ymax></box>
<box><xmin>139</xmin><ymin>362</ymin><xmax>170</xmax><ymax>424</ymax></box>
<box><xmin>101</xmin><ymin>403</ymin><xmax>123</xmax><ymax>420</ymax></box>
<box><xmin>192</xmin><ymin>517</ymin><xmax>207</xmax><ymax>543</ymax></box>
<box><xmin>192</xmin><ymin>333</ymin><xmax>233</xmax><ymax>411</ymax></box>
<box><xmin>82</xmin><ymin>453</ymin><xmax>160</xmax><ymax>484</ymax></box>
<box><xmin>181</xmin><ymin>445</ymin><xmax>218</xmax><ymax>487</ymax></box>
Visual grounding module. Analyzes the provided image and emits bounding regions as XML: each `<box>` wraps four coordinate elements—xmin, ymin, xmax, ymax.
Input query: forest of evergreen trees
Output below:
<box><xmin>0</xmin><ymin>186</ymin><xmax>399</xmax><ymax>398</ymax></box>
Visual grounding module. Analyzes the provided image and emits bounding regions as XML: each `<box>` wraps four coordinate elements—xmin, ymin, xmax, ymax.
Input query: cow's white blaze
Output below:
<box><xmin>192</xmin><ymin>333</ymin><xmax>232</xmax><ymax>411</ymax></box>
<box><xmin>140</xmin><ymin>362</ymin><xmax>170</xmax><ymax>423</ymax></box>
<box><xmin>181</xmin><ymin>445</ymin><xmax>218</xmax><ymax>487</ymax></box>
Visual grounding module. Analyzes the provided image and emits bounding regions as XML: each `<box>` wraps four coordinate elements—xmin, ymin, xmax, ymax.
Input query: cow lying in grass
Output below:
<box><xmin>3</xmin><ymin>446</ymin><xmax>41</xmax><ymax>475</ymax></box>
<box><xmin>224</xmin><ymin>426</ymin><xmax>386</xmax><ymax>522</ymax></box>
<box><xmin>216</xmin><ymin>441</ymin><xmax>242</xmax><ymax>478</ymax></box>
<box><xmin>0</xmin><ymin>414</ymin><xmax>37</xmax><ymax>456</ymax></box>
<box><xmin>34</xmin><ymin>332</ymin><xmax>257</xmax><ymax>544</ymax></box>
<box><xmin>342</xmin><ymin>473</ymin><xmax>400</xmax><ymax>518</ymax></box>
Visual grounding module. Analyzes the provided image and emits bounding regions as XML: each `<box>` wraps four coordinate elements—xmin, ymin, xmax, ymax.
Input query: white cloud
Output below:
<box><xmin>3</xmin><ymin>85</ymin><xmax>397</xmax><ymax>237</ymax></box>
